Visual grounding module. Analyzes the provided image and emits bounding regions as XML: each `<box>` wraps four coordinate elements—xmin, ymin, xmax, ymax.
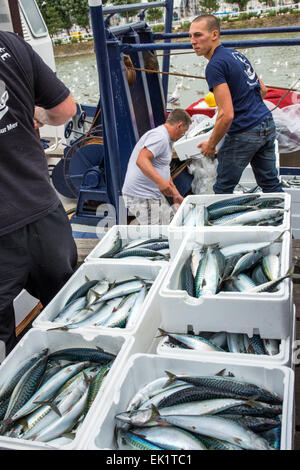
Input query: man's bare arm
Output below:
<box><xmin>199</xmin><ymin>82</ymin><xmax>234</xmax><ymax>157</ymax></box>
<box><xmin>34</xmin><ymin>93</ymin><xmax>77</xmax><ymax>127</ymax></box>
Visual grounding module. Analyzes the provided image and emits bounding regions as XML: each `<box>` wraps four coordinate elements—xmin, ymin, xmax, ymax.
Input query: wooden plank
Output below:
<box><xmin>15</xmin><ymin>302</ymin><xmax>43</xmax><ymax>337</ymax></box>
<box><xmin>75</xmin><ymin>238</ymin><xmax>100</xmax><ymax>265</ymax></box>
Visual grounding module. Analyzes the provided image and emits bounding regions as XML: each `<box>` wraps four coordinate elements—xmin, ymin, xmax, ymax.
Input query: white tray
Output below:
<box><xmin>84</xmin><ymin>225</ymin><xmax>170</xmax><ymax>263</ymax></box>
<box><xmin>168</xmin><ymin>192</ymin><xmax>291</xmax><ymax>259</ymax></box>
<box><xmin>32</xmin><ymin>260</ymin><xmax>167</xmax><ymax>336</ymax></box>
<box><xmin>80</xmin><ymin>353</ymin><xmax>294</xmax><ymax>450</ymax></box>
<box><xmin>0</xmin><ymin>328</ymin><xmax>134</xmax><ymax>450</ymax></box>
<box><xmin>159</xmin><ymin>229</ymin><xmax>292</xmax><ymax>339</ymax></box>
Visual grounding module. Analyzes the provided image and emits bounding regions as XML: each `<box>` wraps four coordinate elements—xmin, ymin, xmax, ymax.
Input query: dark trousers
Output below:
<box><xmin>0</xmin><ymin>203</ymin><xmax>78</xmax><ymax>356</ymax></box>
<box><xmin>214</xmin><ymin>116</ymin><xmax>283</xmax><ymax>194</ymax></box>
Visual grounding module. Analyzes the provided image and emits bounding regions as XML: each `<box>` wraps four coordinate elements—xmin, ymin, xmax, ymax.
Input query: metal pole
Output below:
<box><xmin>122</xmin><ymin>37</ymin><xmax>300</xmax><ymax>52</ymax></box>
<box><xmin>162</xmin><ymin>0</ymin><xmax>174</xmax><ymax>102</ymax></box>
<box><xmin>89</xmin><ymin>0</ymin><xmax>121</xmax><ymax>223</ymax></box>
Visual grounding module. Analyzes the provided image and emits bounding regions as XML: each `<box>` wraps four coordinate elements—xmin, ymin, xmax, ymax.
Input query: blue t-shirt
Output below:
<box><xmin>206</xmin><ymin>45</ymin><xmax>270</xmax><ymax>134</ymax></box>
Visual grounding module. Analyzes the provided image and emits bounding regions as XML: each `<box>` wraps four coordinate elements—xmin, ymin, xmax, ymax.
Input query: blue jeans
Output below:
<box><xmin>213</xmin><ymin>116</ymin><xmax>283</xmax><ymax>193</ymax></box>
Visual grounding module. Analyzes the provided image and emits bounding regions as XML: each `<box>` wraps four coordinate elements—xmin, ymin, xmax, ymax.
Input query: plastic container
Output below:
<box><xmin>80</xmin><ymin>353</ymin><xmax>294</xmax><ymax>450</ymax></box>
<box><xmin>0</xmin><ymin>328</ymin><xmax>134</xmax><ymax>450</ymax></box>
<box><xmin>156</xmin><ymin>330</ymin><xmax>291</xmax><ymax>367</ymax></box>
<box><xmin>84</xmin><ymin>225</ymin><xmax>170</xmax><ymax>263</ymax></box>
<box><xmin>159</xmin><ymin>229</ymin><xmax>292</xmax><ymax>339</ymax></box>
<box><xmin>32</xmin><ymin>261</ymin><xmax>167</xmax><ymax>336</ymax></box>
<box><xmin>168</xmin><ymin>192</ymin><xmax>291</xmax><ymax>259</ymax></box>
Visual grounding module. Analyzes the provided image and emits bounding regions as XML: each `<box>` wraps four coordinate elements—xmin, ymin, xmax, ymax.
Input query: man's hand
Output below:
<box><xmin>157</xmin><ymin>178</ymin><xmax>176</xmax><ymax>197</ymax></box>
<box><xmin>198</xmin><ymin>141</ymin><xmax>216</xmax><ymax>158</ymax></box>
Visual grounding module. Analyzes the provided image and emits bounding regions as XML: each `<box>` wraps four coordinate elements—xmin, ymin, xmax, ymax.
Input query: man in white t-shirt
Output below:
<box><xmin>122</xmin><ymin>109</ymin><xmax>192</xmax><ymax>224</ymax></box>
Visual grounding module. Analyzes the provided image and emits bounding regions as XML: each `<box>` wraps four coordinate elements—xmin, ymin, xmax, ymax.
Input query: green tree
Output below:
<box><xmin>36</xmin><ymin>0</ymin><xmax>73</xmax><ymax>35</ymax></box>
<box><xmin>147</xmin><ymin>8</ymin><xmax>164</xmax><ymax>22</ymax></box>
<box><xmin>70</xmin><ymin>0</ymin><xmax>90</xmax><ymax>33</ymax></box>
<box><xmin>226</xmin><ymin>0</ymin><xmax>249</xmax><ymax>11</ymax></box>
<box><xmin>199</xmin><ymin>0</ymin><xmax>220</xmax><ymax>13</ymax></box>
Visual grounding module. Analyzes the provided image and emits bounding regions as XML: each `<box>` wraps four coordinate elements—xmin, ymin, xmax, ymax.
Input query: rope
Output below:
<box><xmin>127</xmin><ymin>65</ymin><xmax>300</xmax><ymax>92</ymax></box>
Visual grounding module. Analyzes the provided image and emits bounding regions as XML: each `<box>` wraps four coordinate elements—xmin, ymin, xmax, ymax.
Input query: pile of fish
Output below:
<box><xmin>51</xmin><ymin>276</ymin><xmax>151</xmax><ymax>330</ymax></box>
<box><xmin>282</xmin><ymin>177</ymin><xmax>300</xmax><ymax>189</ymax></box>
<box><xmin>158</xmin><ymin>329</ymin><xmax>280</xmax><ymax>356</ymax></box>
<box><xmin>182</xmin><ymin>194</ymin><xmax>286</xmax><ymax>227</ymax></box>
<box><xmin>0</xmin><ymin>347</ymin><xmax>115</xmax><ymax>445</ymax></box>
<box><xmin>115</xmin><ymin>370</ymin><xmax>282</xmax><ymax>450</ymax></box>
<box><xmin>179</xmin><ymin>236</ymin><xmax>292</xmax><ymax>297</ymax></box>
<box><xmin>98</xmin><ymin>232</ymin><xmax>170</xmax><ymax>261</ymax></box>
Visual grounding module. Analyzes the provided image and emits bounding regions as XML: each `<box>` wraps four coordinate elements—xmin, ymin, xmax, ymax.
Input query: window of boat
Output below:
<box><xmin>19</xmin><ymin>0</ymin><xmax>47</xmax><ymax>38</ymax></box>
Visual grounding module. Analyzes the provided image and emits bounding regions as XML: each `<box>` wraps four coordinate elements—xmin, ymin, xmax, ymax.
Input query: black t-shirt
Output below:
<box><xmin>0</xmin><ymin>31</ymin><xmax>70</xmax><ymax>236</ymax></box>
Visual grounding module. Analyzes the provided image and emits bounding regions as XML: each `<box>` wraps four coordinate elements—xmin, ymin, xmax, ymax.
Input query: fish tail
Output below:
<box><xmin>156</xmin><ymin>328</ymin><xmax>168</xmax><ymax>339</ymax></box>
<box><xmin>164</xmin><ymin>370</ymin><xmax>177</xmax><ymax>387</ymax></box>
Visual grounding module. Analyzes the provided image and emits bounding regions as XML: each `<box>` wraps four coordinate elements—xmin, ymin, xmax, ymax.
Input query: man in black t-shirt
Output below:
<box><xmin>0</xmin><ymin>31</ymin><xmax>78</xmax><ymax>356</ymax></box>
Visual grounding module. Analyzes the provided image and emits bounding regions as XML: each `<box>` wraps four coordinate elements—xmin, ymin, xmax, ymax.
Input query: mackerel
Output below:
<box><xmin>100</xmin><ymin>292</ymin><xmax>139</xmax><ymax>328</ymax></box>
<box><xmin>126</xmin><ymin>285</ymin><xmax>147</xmax><ymax>329</ymax></box>
<box><xmin>155</xmin><ymin>414</ymin><xmax>272</xmax><ymax>450</ymax></box>
<box><xmin>98</xmin><ymin>279</ymin><xmax>149</xmax><ymax>302</ymax></box>
<box><xmin>118</xmin><ymin>429</ymin><xmax>163</xmax><ymax>450</ymax></box>
<box><xmin>98</xmin><ymin>231</ymin><xmax>122</xmax><ymax>258</ymax></box>
<box><xmin>1</xmin><ymin>351</ymin><xmax>49</xmax><ymax>430</ymax></box>
<box><xmin>206</xmin><ymin>194</ymin><xmax>260</xmax><ymax>212</ymax></box>
<box><xmin>226</xmin><ymin>333</ymin><xmax>247</xmax><ymax>354</ymax></box>
<box><xmin>212</xmin><ymin>209</ymin><xmax>285</xmax><ymax>226</ymax></box>
<box><xmin>132</xmin><ymin>425</ymin><xmax>207</xmax><ymax>450</ymax></box>
<box><xmin>262</xmin><ymin>254</ymin><xmax>280</xmax><ymax>281</ymax></box>
<box><xmin>159</xmin><ymin>329</ymin><xmax>224</xmax><ymax>352</ymax></box>
<box><xmin>64</xmin><ymin>278</ymin><xmax>99</xmax><ymax>307</ymax></box>
<box><xmin>181</xmin><ymin>255</ymin><xmax>195</xmax><ymax>297</ymax></box>
<box><xmin>9</xmin><ymin>361</ymin><xmax>90</xmax><ymax>422</ymax></box>
<box><xmin>31</xmin><ymin>386</ymin><xmax>89</xmax><ymax>442</ymax></box>
<box><xmin>165</xmin><ymin>372</ymin><xmax>282</xmax><ymax>405</ymax></box>
<box><xmin>48</xmin><ymin>347</ymin><xmax>116</xmax><ymax>364</ymax></box>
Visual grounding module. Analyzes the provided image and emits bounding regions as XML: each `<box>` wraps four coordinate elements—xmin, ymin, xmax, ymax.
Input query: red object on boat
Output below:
<box><xmin>264</xmin><ymin>87</ymin><xmax>300</xmax><ymax>108</ymax></box>
<box><xmin>185</xmin><ymin>88</ymin><xmax>300</xmax><ymax>117</ymax></box>
<box><xmin>185</xmin><ymin>98</ymin><xmax>216</xmax><ymax>118</ymax></box>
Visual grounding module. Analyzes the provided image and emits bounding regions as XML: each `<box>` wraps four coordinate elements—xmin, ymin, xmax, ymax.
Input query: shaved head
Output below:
<box><xmin>192</xmin><ymin>14</ymin><xmax>220</xmax><ymax>34</ymax></box>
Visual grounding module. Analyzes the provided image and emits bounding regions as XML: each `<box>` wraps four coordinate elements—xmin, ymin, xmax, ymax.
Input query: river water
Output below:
<box><xmin>55</xmin><ymin>32</ymin><xmax>300</xmax><ymax>109</ymax></box>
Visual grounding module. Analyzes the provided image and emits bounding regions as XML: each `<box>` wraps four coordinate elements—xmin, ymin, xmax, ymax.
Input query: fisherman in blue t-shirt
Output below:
<box><xmin>189</xmin><ymin>14</ymin><xmax>283</xmax><ymax>193</ymax></box>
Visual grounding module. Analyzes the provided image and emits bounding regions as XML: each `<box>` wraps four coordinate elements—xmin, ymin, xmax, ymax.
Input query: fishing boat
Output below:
<box><xmin>1</xmin><ymin>0</ymin><xmax>300</xmax><ymax>451</ymax></box>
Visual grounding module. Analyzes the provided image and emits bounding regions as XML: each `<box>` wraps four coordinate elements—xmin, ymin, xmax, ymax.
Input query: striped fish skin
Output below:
<box><xmin>31</xmin><ymin>387</ymin><xmax>89</xmax><ymax>442</ymax></box>
<box><xmin>132</xmin><ymin>425</ymin><xmax>207</xmax><ymax>450</ymax></box>
<box><xmin>199</xmin><ymin>435</ymin><xmax>243</xmax><ymax>450</ymax></box>
<box><xmin>208</xmin><ymin>204</ymin><xmax>258</xmax><ymax>221</ymax></box>
<box><xmin>165</xmin><ymin>372</ymin><xmax>282</xmax><ymax>405</ymax></box>
<box><xmin>9</xmin><ymin>361</ymin><xmax>90</xmax><ymax>422</ymax></box>
<box><xmin>218</xmin><ymin>401</ymin><xmax>282</xmax><ymax>418</ymax></box>
<box><xmin>114</xmin><ymin>248</ymin><xmax>166</xmax><ymax>260</ymax></box>
<box><xmin>0</xmin><ymin>350</ymin><xmax>48</xmax><ymax>403</ymax></box>
<box><xmin>212</xmin><ymin>209</ymin><xmax>284</xmax><ymax>227</ymax></box>
<box><xmin>218</xmin><ymin>414</ymin><xmax>281</xmax><ymax>434</ymax></box>
<box><xmin>99</xmin><ymin>231</ymin><xmax>122</xmax><ymax>258</ymax></box>
<box><xmin>118</xmin><ymin>429</ymin><xmax>164</xmax><ymax>450</ymax></box>
<box><xmin>161</xmin><ymin>330</ymin><xmax>224</xmax><ymax>352</ymax></box>
<box><xmin>64</xmin><ymin>279</ymin><xmax>99</xmax><ymax>307</ymax></box>
<box><xmin>154</xmin><ymin>414</ymin><xmax>272</xmax><ymax>450</ymax></box>
<box><xmin>126</xmin><ymin>286</ymin><xmax>147</xmax><ymax>329</ymax></box>
<box><xmin>181</xmin><ymin>255</ymin><xmax>195</xmax><ymax>297</ymax></box>
<box><xmin>158</xmin><ymin>398</ymin><xmax>252</xmax><ymax>417</ymax></box>
<box><xmin>126</xmin><ymin>377</ymin><xmax>179</xmax><ymax>412</ymax></box>
<box><xmin>1</xmin><ymin>352</ymin><xmax>49</xmax><ymax>431</ymax></box>
<box><xmin>247</xmin><ymin>335</ymin><xmax>266</xmax><ymax>355</ymax></box>
<box><xmin>207</xmin><ymin>195</ymin><xmax>260</xmax><ymax>212</ymax></box>
<box><xmin>48</xmin><ymin>348</ymin><xmax>116</xmax><ymax>364</ymax></box>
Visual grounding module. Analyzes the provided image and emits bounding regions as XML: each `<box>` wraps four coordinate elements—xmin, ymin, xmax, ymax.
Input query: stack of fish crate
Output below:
<box><xmin>282</xmin><ymin>175</ymin><xmax>300</xmax><ymax>239</ymax></box>
<box><xmin>0</xmin><ymin>192</ymin><xmax>295</xmax><ymax>450</ymax></box>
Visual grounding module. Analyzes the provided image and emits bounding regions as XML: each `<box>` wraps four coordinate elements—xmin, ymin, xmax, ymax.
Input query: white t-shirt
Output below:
<box><xmin>122</xmin><ymin>125</ymin><xmax>172</xmax><ymax>200</ymax></box>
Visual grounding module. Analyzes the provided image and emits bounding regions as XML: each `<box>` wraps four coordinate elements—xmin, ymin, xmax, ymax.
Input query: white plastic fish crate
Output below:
<box><xmin>0</xmin><ymin>328</ymin><xmax>134</xmax><ymax>450</ymax></box>
<box><xmin>156</xmin><ymin>313</ymin><xmax>293</xmax><ymax>367</ymax></box>
<box><xmin>79</xmin><ymin>353</ymin><xmax>294</xmax><ymax>450</ymax></box>
<box><xmin>168</xmin><ymin>192</ymin><xmax>291</xmax><ymax>259</ymax></box>
<box><xmin>84</xmin><ymin>225</ymin><xmax>170</xmax><ymax>263</ymax></box>
<box><xmin>32</xmin><ymin>260</ymin><xmax>167</xmax><ymax>337</ymax></box>
<box><xmin>159</xmin><ymin>229</ymin><xmax>292</xmax><ymax>340</ymax></box>
<box><xmin>282</xmin><ymin>175</ymin><xmax>300</xmax><ymax>205</ymax></box>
